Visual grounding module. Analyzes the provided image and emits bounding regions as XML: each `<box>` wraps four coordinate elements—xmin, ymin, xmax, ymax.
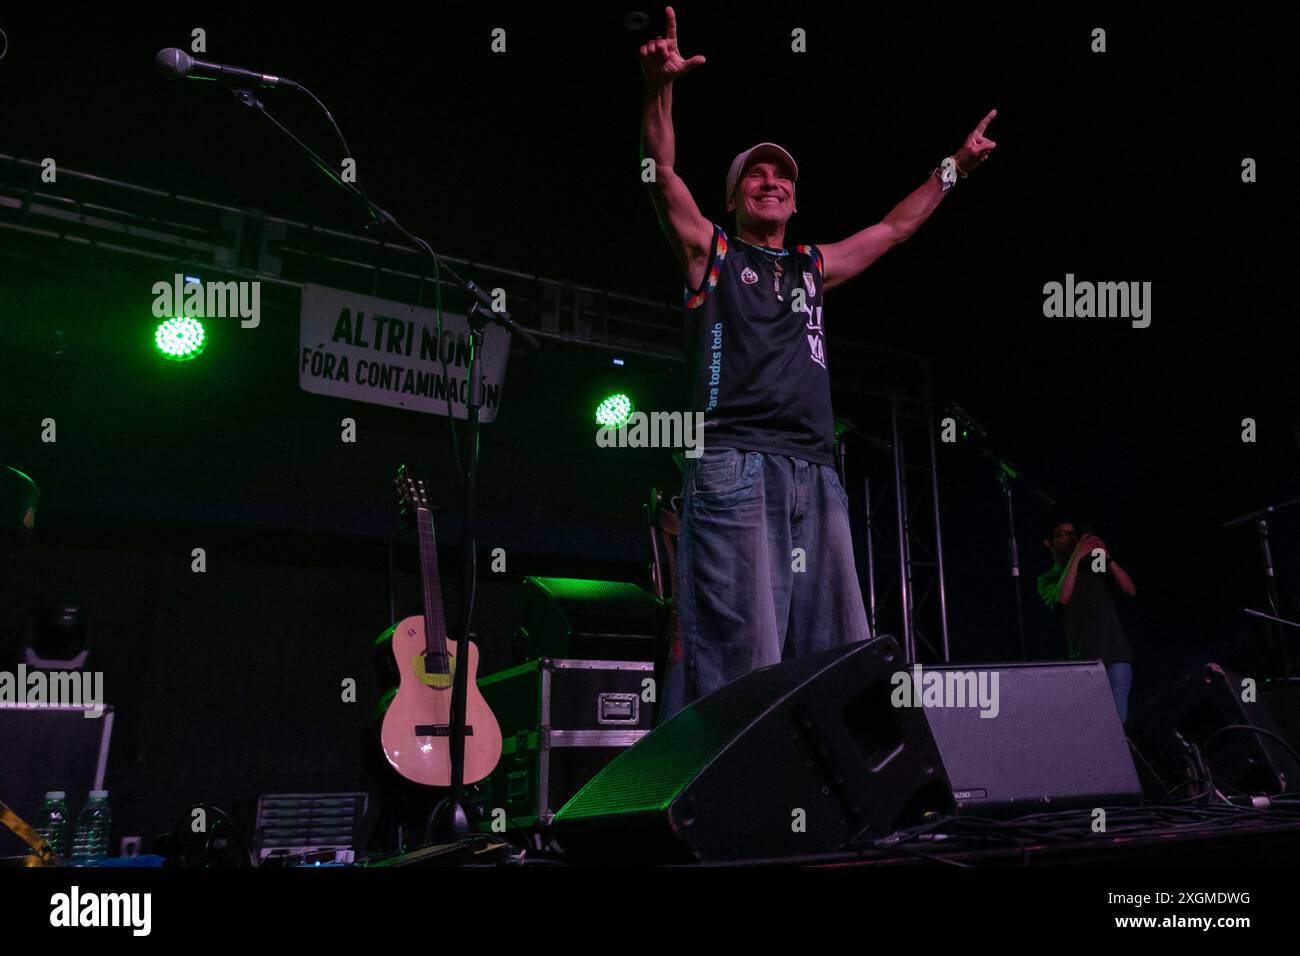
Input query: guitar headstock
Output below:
<box><xmin>393</xmin><ymin>464</ymin><xmax>431</xmax><ymax>517</ymax></box>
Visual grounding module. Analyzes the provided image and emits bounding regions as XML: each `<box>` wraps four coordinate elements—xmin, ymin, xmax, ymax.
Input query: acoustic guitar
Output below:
<box><xmin>379</xmin><ymin>467</ymin><xmax>501</xmax><ymax>786</ymax></box>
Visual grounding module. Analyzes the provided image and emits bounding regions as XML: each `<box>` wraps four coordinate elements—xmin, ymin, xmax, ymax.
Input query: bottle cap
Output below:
<box><xmin>89</xmin><ymin>790</ymin><xmax>108</xmax><ymax>799</ymax></box>
<box><xmin>45</xmin><ymin>791</ymin><xmax>66</xmax><ymax>800</ymax></box>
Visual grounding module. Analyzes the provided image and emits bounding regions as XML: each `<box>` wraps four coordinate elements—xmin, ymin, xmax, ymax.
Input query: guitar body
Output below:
<box><xmin>380</xmin><ymin>614</ymin><xmax>502</xmax><ymax>787</ymax></box>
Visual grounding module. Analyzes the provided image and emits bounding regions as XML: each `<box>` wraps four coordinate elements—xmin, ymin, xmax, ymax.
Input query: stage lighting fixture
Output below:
<box><xmin>154</xmin><ymin>316</ymin><xmax>206</xmax><ymax>360</ymax></box>
<box><xmin>595</xmin><ymin>393</ymin><xmax>634</xmax><ymax>429</ymax></box>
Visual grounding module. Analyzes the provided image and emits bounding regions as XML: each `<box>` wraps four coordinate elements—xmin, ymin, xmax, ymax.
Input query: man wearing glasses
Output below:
<box><xmin>1037</xmin><ymin>522</ymin><xmax>1138</xmax><ymax>722</ymax></box>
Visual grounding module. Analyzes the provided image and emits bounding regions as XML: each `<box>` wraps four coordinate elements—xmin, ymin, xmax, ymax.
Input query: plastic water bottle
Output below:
<box><xmin>35</xmin><ymin>791</ymin><xmax>71</xmax><ymax>858</ymax></box>
<box><xmin>70</xmin><ymin>790</ymin><xmax>112</xmax><ymax>865</ymax></box>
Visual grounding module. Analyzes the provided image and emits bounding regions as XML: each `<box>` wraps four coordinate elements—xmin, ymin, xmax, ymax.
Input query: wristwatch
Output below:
<box><xmin>936</xmin><ymin>156</ymin><xmax>959</xmax><ymax>191</ymax></box>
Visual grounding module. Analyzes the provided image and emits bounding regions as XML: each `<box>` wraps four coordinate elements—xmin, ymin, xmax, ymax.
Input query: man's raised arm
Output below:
<box><xmin>820</xmin><ymin>109</ymin><xmax>998</xmax><ymax>291</ymax></box>
<box><xmin>640</xmin><ymin>7</ymin><xmax>713</xmax><ymax>291</ymax></box>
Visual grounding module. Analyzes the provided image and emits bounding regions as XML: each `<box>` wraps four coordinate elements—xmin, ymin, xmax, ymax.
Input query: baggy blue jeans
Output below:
<box><xmin>660</xmin><ymin>447</ymin><xmax>873</xmax><ymax>722</ymax></box>
<box><xmin>1107</xmin><ymin>662</ymin><xmax>1133</xmax><ymax>725</ymax></box>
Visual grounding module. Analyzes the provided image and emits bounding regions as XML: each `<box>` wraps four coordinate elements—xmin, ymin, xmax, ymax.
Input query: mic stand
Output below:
<box><xmin>1224</xmin><ymin>498</ymin><xmax>1300</xmax><ymax>679</ymax></box>
<box><xmin>425</xmin><ymin>301</ymin><xmax>492</xmax><ymax>844</ymax></box>
<box><xmin>222</xmin><ymin>85</ymin><xmax>541</xmax><ymax>847</ymax></box>
<box><xmin>1244</xmin><ymin>608</ymin><xmax>1300</xmax><ymax>630</ymax></box>
<box><xmin>946</xmin><ymin>404</ymin><xmax>1053</xmax><ymax>659</ymax></box>
<box><xmin>996</xmin><ymin>471</ymin><xmax>1027</xmax><ymax>661</ymax></box>
<box><xmin>1258</xmin><ymin>519</ymin><xmax>1289</xmax><ymax>678</ymax></box>
<box><xmin>970</xmin><ymin>439</ymin><xmax>1054</xmax><ymax>662</ymax></box>
<box><xmin>224</xmin><ymin>86</ymin><xmax>540</xmax><ymax>347</ymax></box>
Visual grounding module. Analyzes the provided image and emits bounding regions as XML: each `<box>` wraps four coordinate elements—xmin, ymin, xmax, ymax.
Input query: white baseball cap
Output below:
<box><xmin>725</xmin><ymin>143</ymin><xmax>799</xmax><ymax>204</ymax></box>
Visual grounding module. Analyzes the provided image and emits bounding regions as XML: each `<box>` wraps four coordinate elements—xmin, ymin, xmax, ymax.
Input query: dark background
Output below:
<box><xmin>1</xmin><ymin>4</ymin><xmax>1297</xmax><ymax>852</ymax></box>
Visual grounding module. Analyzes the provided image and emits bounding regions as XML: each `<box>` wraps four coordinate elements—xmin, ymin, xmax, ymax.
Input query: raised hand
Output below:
<box><xmin>955</xmin><ymin>109</ymin><xmax>998</xmax><ymax>175</ymax></box>
<box><xmin>640</xmin><ymin>6</ymin><xmax>706</xmax><ymax>87</ymax></box>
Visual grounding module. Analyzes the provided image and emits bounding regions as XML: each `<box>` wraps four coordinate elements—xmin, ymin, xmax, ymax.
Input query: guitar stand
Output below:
<box><xmin>423</xmin><ymin>625</ymin><xmax>475</xmax><ymax>846</ymax></box>
<box><xmin>423</xmin><ymin>798</ymin><xmax>471</xmax><ymax>847</ymax></box>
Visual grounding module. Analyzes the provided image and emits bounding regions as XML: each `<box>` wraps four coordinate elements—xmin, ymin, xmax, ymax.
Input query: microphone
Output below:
<box><xmin>945</xmin><ymin>402</ymin><xmax>988</xmax><ymax>439</ymax></box>
<box><xmin>154</xmin><ymin>48</ymin><xmax>298</xmax><ymax>89</ymax></box>
<box><xmin>466</xmin><ymin>280</ymin><xmax>513</xmax><ymax>322</ymax></box>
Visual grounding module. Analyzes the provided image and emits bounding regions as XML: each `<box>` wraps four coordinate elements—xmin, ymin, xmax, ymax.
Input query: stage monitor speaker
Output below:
<box><xmin>552</xmin><ymin>637</ymin><xmax>954</xmax><ymax>863</ymax></box>
<box><xmin>920</xmin><ymin>661</ymin><xmax>1142</xmax><ymax>816</ymax></box>
<box><xmin>1129</xmin><ymin>663</ymin><xmax>1300</xmax><ymax>798</ymax></box>
<box><xmin>513</xmin><ymin>576</ymin><xmax>659</xmax><ymax>662</ymax></box>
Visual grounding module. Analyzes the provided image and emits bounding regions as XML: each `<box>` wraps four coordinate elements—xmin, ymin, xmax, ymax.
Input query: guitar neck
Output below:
<box><xmin>415</xmin><ymin>506</ymin><xmax>450</xmax><ymax>661</ymax></box>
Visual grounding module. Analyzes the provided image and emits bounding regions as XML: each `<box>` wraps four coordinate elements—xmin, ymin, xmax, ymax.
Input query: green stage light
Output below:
<box><xmin>595</xmin><ymin>393</ymin><xmax>634</xmax><ymax>428</ymax></box>
<box><xmin>154</xmin><ymin>316</ymin><xmax>206</xmax><ymax>361</ymax></box>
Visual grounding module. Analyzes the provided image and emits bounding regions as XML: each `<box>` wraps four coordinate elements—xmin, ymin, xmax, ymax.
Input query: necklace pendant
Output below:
<box><xmin>764</xmin><ymin>253</ymin><xmax>785</xmax><ymax>301</ymax></box>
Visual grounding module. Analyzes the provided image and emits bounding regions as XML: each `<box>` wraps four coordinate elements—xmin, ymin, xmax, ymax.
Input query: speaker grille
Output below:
<box><xmin>557</xmin><ymin>705</ymin><xmax>734</xmax><ymax>817</ymax></box>
<box><xmin>530</xmin><ymin>577</ymin><xmax>648</xmax><ymax>606</ymax></box>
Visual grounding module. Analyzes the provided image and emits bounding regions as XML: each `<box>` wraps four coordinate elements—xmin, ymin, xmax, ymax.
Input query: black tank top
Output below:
<box><xmin>683</xmin><ymin>225</ymin><xmax>835</xmax><ymax>465</ymax></box>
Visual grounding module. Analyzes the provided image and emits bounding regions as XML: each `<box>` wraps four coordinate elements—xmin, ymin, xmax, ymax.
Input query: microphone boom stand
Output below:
<box><xmin>224</xmin><ymin>85</ymin><xmax>540</xmax><ymax>847</ymax></box>
<box><xmin>1224</xmin><ymin>498</ymin><xmax>1300</xmax><ymax>678</ymax></box>
<box><xmin>997</xmin><ymin>470</ymin><xmax>1027</xmax><ymax>661</ymax></box>
<box><xmin>426</xmin><ymin>302</ymin><xmax>492</xmax><ymax>844</ymax></box>
<box><xmin>948</xmin><ymin>403</ymin><xmax>1055</xmax><ymax>662</ymax></box>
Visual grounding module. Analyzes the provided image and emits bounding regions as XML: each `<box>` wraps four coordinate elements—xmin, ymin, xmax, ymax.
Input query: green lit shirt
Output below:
<box><xmin>1037</xmin><ymin>561</ymin><xmax>1135</xmax><ymax>666</ymax></box>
